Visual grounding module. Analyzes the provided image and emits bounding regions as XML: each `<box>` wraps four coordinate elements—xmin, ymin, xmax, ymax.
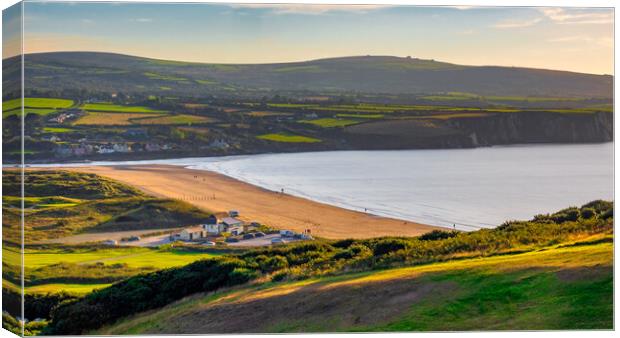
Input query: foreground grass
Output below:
<box><xmin>3</xmin><ymin>246</ymin><xmax>220</xmax><ymax>295</ymax></box>
<box><xmin>95</xmin><ymin>237</ymin><xmax>612</xmax><ymax>334</ymax></box>
<box><xmin>5</xmin><ymin>246</ymin><xmax>219</xmax><ymax>270</ymax></box>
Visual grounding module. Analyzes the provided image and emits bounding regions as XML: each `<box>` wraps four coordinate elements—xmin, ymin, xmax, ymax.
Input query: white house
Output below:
<box><xmin>222</xmin><ymin>217</ymin><xmax>243</xmax><ymax>227</ymax></box>
<box><xmin>203</xmin><ymin>223</ymin><xmax>226</xmax><ymax>235</ymax></box>
<box><xmin>179</xmin><ymin>227</ymin><xmax>207</xmax><ymax>241</ymax></box>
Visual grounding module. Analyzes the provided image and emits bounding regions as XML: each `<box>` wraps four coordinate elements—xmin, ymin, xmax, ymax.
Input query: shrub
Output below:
<box><xmin>418</xmin><ymin>230</ymin><xmax>459</xmax><ymax>241</ymax></box>
<box><xmin>372</xmin><ymin>238</ymin><xmax>411</xmax><ymax>256</ymax></box>
<box><xmin>580</xmin><ymin>207</ymin><xmax>597</xmax><ymax>219</ymax></box>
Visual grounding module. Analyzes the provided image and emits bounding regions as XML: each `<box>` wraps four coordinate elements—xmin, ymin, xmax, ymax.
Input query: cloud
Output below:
<box><xmin>493</xmin><ymin>17</ymin><xmax>542</xmax><ymax>29</ymax></box>
<box><xmin>456</xmin><ymin>29</ymin><xmax>475</xmax><ymax>35</ymax></box>
<box><xmin>539</xmin><ymin>8</ymin><xmax>613</xmax><ymax>25</ymax></box>
<box><xmin>548</xmin><ymin>35</ymin><xmax>613</xmax><ymax>47</ymax></box>
<box><xmin>131</xmin><ymin>18</ymin><xmax>153</xmax><ymax>23</ymax></box>
<box><xmin>229</xmin><ymin>4</ymin><xmax>390</xmax><ymax>15</ymax></box>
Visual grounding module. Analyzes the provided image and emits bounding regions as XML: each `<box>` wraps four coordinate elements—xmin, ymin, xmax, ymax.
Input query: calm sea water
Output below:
<box><xmin>186</xmin><ymin>143</ymin><xmax>613</xmax><ymax>230</ymax></box>
<box><xmin>39</xmin><ymin>143</ymin><xmax>613</xmax><ymax>231</ymax></box>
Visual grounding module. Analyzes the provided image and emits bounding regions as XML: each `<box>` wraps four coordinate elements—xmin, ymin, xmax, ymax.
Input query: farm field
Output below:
<box><xmin>2</xmin><ymin>97</ymin><xmax>75</xmax><ymax>118</ymax></box>
<box><xmin>81</xmin><ymin>103</ymin><xmax>167</xmax><ymax>113</ymax></box>
<box><xmin>134</xmin><ymin>114</ymin><xmax>213</xmax><ymax>125</ymax></box>
<box><xmin>2</xmin><ymin>97</ymin><xmax>74</xmax><ymax>111</ymax></box>
<box><xmin>74</xmin><ymin>112</ymin><xmax>162</xmax><ymax>125</ymax></box>
<box><xmin>246</xmin><ymin>111</ymin><xmax>293</xmax><ymax>117</ymax></box>
<box><xmin>257</xmin><ymin>133</ymin><xmax>321</xmax><ymax>143</ymax></box>
<box><xmin>42</xmin><ymin>127</ymin><xmax>74</xmax><ymax>133</ymax></box>
<box><xmin>300</xmin><ymin>118</ymin><xmax>361</xmax><ymax>128</ymax></box>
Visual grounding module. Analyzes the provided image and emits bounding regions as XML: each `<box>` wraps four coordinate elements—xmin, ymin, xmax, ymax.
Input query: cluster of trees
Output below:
<box><xmin>43</xmin><ymin>200</ymin><xmax>613</xmax><ymax>335</ymax></box>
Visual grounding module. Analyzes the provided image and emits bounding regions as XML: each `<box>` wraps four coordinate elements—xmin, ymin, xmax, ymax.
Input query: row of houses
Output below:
<box><xmin>54</xmin><ymin>142</ymin><xmax>173</xmax><ymax>157</ymax></box>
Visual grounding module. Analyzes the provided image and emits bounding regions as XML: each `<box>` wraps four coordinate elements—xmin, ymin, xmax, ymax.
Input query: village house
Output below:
<box><xmin>179</xmin><ymin>226</ymin><xmax>207</xmax><ymax>241</ymax></box>
<box><xmin>204</xmin><ymin>223</ymin><xmax>226</xmax><ymax>235</ymax></box>
<box><xmin>222</xmin><ymin>217</ymin><xmax>243</xmax><ymax>228</ymax></box>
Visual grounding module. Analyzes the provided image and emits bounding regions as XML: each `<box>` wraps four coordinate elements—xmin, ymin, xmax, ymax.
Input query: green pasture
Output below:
<box><xmin>257</xmin><ymin>133</ymin><xmax>321</xmax><ymax>143</ymax></box>
<box><xmin>81</xmin><ymin>103</ymin><xmax>167</xmax><ymax>113</ymax></box>
<box><xmin>2</xmin><ymin>98</ymin><xmax>74</xmax><ymax>112</ymax></box>
<box><xmin>299</xmin><ymin>118</ymin><xmax>361</xmax><ymax>128</ymax></box>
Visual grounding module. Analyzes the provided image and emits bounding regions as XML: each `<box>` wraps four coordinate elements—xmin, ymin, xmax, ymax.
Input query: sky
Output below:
<box><xmin>3</xmin><ymin>2</ymin><xmax>614</xmax><ymax>74</ymax></box>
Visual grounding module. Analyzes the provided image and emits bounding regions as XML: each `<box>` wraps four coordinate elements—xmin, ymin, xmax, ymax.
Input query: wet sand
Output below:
<box><xmin>62</xmin><ymin>165</ymin><xmax>441</xmax><ymax>239</ymax></box>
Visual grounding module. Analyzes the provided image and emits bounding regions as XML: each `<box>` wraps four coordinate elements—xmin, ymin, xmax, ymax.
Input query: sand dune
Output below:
<box><xmin>63</xmin><ymin>165</ymin><xmax>441</xmax><ymax>239</ymax></box>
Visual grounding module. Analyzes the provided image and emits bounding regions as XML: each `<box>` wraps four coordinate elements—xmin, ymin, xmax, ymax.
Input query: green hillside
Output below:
<box><xmin>2</xmin><ymin>170</ymin><xmax>215</xmax><ymax>243</ymax></box>
<box><xmin>95</xmin><ymin>236</ymin><xmax>612</xmax><ymax>334</ymax></box>
<box><xmin>5</xmin><ymin>52</ymin><xmax>612</xmax><ymax>98</ymax></box>
<box><xmin>43</xmin><ymin>200</ymin><xmax>613</xmax><ymax>335</ymax></box>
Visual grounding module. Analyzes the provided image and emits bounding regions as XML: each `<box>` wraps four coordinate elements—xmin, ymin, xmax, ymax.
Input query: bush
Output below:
<box><xmin>580</xmin><ymin>207</ymin><xmax>597</xmax><ymax>219</ymax></box>
<box><xmin>418</xmin><ymin>230</ymin><xmax>458</xmax><ymax>241</ymax></box>
<box><xmin>372</xmin><ymin>238</ymin><xmax>411</xmax><ymax>256</ymax></box>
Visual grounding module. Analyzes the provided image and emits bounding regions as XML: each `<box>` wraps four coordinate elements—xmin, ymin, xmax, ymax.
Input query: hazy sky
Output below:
<box><xmin>5</xmin><ymin>2</ymin><xmax>614</xmax><ymax>74</ymax></box>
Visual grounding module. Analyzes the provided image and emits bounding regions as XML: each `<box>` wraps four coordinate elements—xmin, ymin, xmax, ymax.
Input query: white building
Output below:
<box><xmin>204</xmin><ymin>223</ymin><xmax>226</xmax><ymax>235</ymax></box>
<box><xmin>222</xmin><ymin>217</ymin><xmax>243</xmax><ymax>227</ymax></box>
<box><xmin>179</xmin><ymin>227</ymin><xmax>207</xmax><ymax>241</ymax></box>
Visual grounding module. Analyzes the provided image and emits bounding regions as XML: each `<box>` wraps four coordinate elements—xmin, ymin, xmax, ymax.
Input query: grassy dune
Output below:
<box><xmin>95</xmin><ymin>236</ymin><xmax>612</xmax><ymax>334</ymax></box>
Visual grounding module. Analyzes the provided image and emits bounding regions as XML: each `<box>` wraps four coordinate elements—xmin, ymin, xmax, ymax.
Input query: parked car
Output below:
<box><xmin>225</xmin><ymin>237</ymin><xmax>239</xmax><ymax>243</ymax></box>
<box><xmin>121</xmin><ymin>236</ymin><xmax>140</xmax><ymax>242</ymax></box>
<box><xmin>243</xmin><ymin>233</ymin><xmax>255</xmax><ymax>240</ymax></box>
<box><xmin>271</xmin><ymin>238</ymin><xmax>284</xmax><ymax>245</ymax></box>
<box><xmin>254</xmin><ymin>232</ymin><xmax>265</xmax><ymax>237</ymax></box>
<box><xmin>203</xmin><ymin>241</ymin><xmax>216</xmax><ymax>246</ymax></box>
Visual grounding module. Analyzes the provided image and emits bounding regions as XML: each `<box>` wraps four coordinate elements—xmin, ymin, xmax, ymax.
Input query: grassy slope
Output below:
<box><xmin>95</xmin><ymin>235</ymin><xmax>612</xmax><ymax>334</ymax></box>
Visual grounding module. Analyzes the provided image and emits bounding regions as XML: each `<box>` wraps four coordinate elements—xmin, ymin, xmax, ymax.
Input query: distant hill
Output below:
<box><xmin>4</xmin><ymin>52</ymin><xmax>613</xmax><ymax>98</ymax></box>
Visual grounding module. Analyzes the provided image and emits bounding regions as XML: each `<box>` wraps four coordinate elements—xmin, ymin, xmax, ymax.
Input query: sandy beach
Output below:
<box><xmin>59</xmin><ymin>165</ymin><xmax>441</xmax><ymax>239</ymax></box>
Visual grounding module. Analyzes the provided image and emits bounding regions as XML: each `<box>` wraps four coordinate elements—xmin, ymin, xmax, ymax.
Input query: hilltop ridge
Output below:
<box><xmin>4</xmin><ymin>51</ymin><xmax>612</xmax><ymax>97</ymax></box>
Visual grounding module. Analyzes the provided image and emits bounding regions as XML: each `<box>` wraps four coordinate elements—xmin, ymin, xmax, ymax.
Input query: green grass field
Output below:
<box><xmin>74</xmin><ymin>112</ymin><xmax>162</xmax><ymax>125</ymax></box>
<box><xmin>134</xmin><ymin>114</ymin><xmax>213</xmax><ymax>125</ymax></box>
<box><xmin>336</xmin><ymin>113</ymin><xmax>384</xmax><ymax>119</ymax></box>
<box><xmin>94</xmin><ymin>236</ymin><xmax>612</xmax><ymax>334</ymax></box>
<box><xmin>81</xmin><ymin>103</ymin><xmax>166</xmax><ymax>113</ymax></box>
<box><xmin>3</xmin><ymin>245</ymin><xmax>220</xmax><ymax>295</ymax></box>
<box><xmin>257</xmin><ymin>133</ymin><xmax>321</xmax><ymax>143</ymax></box>
<box><xmin>299</xmin><ymin>118</ymin><xmax>361</xmax><ymax>128</ymax></box>
<box><xmin>42</xmin><ymin>127</ymin><xmax>75</xmax><ymax>133</ymax></box>
<box><xmin>2</xmin><ymin>98</ymin><xmax>74</xmax><ymax>112</ymax></box>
